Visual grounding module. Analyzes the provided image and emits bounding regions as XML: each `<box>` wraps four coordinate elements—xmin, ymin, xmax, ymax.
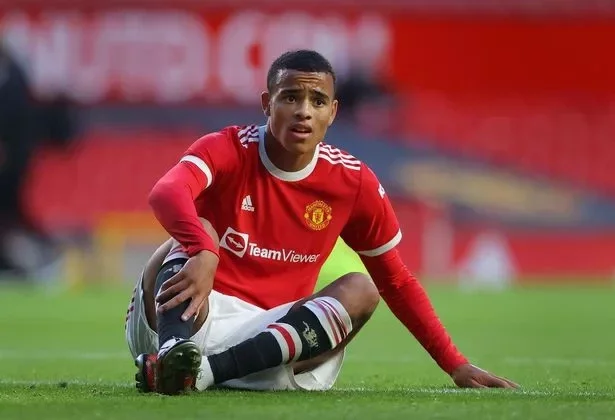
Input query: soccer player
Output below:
<box><xmin>125</xmin><ymin>49</ymin><xmax>518</xmax><ymax>394</ymax></box>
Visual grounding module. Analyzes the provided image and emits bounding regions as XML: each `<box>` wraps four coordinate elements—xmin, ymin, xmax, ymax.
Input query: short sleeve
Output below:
<box><xmin>341</xmin><ymin>165</ymin><xmax>402</xmax><ymax>256</ymax></box>
<box><xmin>180</xmin><ymin>127</ymin><xmax>241</xmax><ymax>189</ymax></box>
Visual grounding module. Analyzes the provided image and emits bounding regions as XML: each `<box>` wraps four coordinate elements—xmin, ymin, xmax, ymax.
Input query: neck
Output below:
<box><xmin>264</xmin><ymin>128</ymin><xmax>315</xmax><ymax>172</ymax></box>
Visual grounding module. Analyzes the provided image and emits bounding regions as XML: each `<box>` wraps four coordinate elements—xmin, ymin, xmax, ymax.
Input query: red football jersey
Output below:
<box><xmin>151</xmin><ymin>123</ymin><xmax>469</xmax><ymax>374</ymax></box>
<box><xmin>179</xmin><ymin>125</ymin><xmax>401</xmax><ymax>309</ymax></box>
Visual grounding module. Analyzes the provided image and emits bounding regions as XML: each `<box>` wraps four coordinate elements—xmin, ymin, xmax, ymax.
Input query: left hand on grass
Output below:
<box><xmin>451</xmin><ymin>363</ymin><xmax>519</xmax><ymax>389</ymax></box>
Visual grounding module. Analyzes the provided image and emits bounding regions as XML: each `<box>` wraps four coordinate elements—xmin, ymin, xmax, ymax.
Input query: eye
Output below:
<box><xmin>314</xmin><ymin>98</ymin><xmax>326</xmax><ymax>107</ymax></box>
<box><xmin>285</xmin><ymin>95</ymin><xmax>296</xmax><ymax>103</ymax></box>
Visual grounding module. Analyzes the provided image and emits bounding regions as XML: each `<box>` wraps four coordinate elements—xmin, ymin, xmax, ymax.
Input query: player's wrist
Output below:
<box><xmin>187</xmin><ymin>246</ymin><xmax>219</xmax><ymax>260</ymax></box>
<box><xmin>186</xmin><ymin>238</ymin><xmax>219</xmax><ymax>259</ymax></box>
<box><xmin>445</xmin><ymin>356</ymin><xmax>470</xmax><ymax>376</ymax></box>
<box><xmin>193</xmin><ymin>249</ymin><xmax>219</xmax><ymax>260</ymax></box>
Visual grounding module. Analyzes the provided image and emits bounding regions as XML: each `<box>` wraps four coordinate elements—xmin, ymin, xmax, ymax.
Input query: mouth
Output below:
<box><xmin>289</xmin><ymin>125</ymin><xmax>313</xmax><ymax>135</ymax></box>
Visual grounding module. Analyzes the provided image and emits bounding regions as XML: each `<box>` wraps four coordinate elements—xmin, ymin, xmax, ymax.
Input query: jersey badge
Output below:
<box><xmin>304</xmin><ymin>200</ymin><xmax>333</xmax><ymax>231</ymax></box>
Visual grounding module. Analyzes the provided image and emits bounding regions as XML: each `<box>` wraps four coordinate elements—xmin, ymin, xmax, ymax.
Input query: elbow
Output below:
<box><xmin>375</xmin><ymin>275</ymin><xmax>409</xmax><ymax>295</ymax></box>
<box><xmin>372</xmin><ymin>267</ymin><xmax>418</xmax><ymax>299</ymax></box>
<box><xmin>148</xmin><ymin>179</ymin><xmax>172</xmax><ymax>212</ymax></box>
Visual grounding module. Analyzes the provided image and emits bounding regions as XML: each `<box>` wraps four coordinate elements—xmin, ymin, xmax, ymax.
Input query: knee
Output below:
<box><xmin>337</xmin><ymin>272</ymin><xmax>380</xmax><ymax>317</ymax></box>
<box><xmin>198</xmin><ymin>218</ymin><xmax>219</xmax><ymax>249</ymax></box>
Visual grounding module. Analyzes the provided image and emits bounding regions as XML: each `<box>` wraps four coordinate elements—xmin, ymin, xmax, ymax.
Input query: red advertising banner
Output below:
<box><xmin>2</xmin><ymin>7</ymin><xmax>614</xmax><ymax>104</ymax></box>
<box><xmin>388</xmin><ymin>17</ymin><xmax>615</xmax><ymax>95</ymax></box>
<box><xmin>394</xmin><ymin>202</ymin><xmax>615</xmax><ymax>281</ymax></box>
<box><xmin>0</xmin><ymin>9</ymin><xmax>393</xmax><ymax>104</ymax></box>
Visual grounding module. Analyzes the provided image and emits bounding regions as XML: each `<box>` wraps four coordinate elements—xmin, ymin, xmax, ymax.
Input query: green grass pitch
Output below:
<box><xmin>0</xmin><ymin>240</ymin><xmax>612</xmax><ymax>419</ymax></box>
<box><xmin>1</xmin><ymin>279</ymin><xmax>614</xmax><ymax>419</ymax></box>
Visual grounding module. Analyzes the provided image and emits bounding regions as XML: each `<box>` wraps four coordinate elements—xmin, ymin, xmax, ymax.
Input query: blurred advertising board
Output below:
<box><xmin>1</xmin><ymin>5</ymin><xmax>614</xmax><ymax>104</ymax></box>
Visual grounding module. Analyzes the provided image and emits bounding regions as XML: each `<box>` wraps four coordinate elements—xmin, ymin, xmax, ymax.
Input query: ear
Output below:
<box><xmin>328</xmin><ymin>99</ymin><xmax>339</xmax><ymax>126</ymax></box>
<box><xmin>261</xmin><ymin>91</ymin><xmax>271</xmax><ymax>117</ymax></box>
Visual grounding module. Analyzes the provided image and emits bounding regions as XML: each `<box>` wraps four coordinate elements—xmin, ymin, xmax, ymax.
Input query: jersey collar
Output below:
<box><xmin>258</xmin><ymin>125</ymin><xmax>320</xmax><ymax>182</ymax></box>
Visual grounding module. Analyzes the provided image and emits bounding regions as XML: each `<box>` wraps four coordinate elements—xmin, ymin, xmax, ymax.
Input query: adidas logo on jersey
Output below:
<box><xmin>241</xmin><ymin>195</ymin><xmax>255</xmax><ymax>212</ymax></box>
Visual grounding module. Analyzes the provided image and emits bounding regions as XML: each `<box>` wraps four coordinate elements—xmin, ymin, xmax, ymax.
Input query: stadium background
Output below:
<box><xmin>1</xmin><ymin>0</ymin><xmax>614</xmax><ymax>286</ymax></box>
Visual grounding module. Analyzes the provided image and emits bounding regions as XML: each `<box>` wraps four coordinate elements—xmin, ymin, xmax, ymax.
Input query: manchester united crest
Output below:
<box><xmin>304</xmin><ymin>200</ymin><xmax>333</xmax><ymax>231</ymax></box>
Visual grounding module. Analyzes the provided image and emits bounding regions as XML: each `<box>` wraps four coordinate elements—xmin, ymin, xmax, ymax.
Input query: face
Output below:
<box><xmin>261</xmin><ymin>69</ymin><xmax>338</xmax><ymax>155</ymax></box>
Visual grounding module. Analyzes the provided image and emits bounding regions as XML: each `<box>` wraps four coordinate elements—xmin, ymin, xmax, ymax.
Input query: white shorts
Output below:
<box><xmin>125</xmin><ymin>274</ymin><xmax>345</xmax><ymax>391</ymax></box>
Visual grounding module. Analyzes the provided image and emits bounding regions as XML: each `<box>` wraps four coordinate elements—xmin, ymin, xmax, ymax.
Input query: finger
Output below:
<box><xmin>157</xmin><ymin>288</ymin><xmax>194</xmax><ymax>313</ymax></box>
<box><xmin>156</xmin><ymin>279</ymin><xmax>189</xmax><ymax>303</ymax></box>
<box><xmin>159</xmin><ymin>271</ymin><xmax>185</xmax><ymax>291</ymax></box>
<box><xmin>457</xmin><ymin>378</ymin><xmax>487</xmax><ymax>389</ymax></box>
<box><xmin>483</xmin><ymin>375</ymin><xmax>513</xmax><ymax>388</ymax></box>
<box><xmin>194</xmin><ymin>300</ymin><xmax>204</xmax><ymax>319</ymax></box>
<box><xmin>182</xmin><ymin>294</ymin><xmax>206</xmax><ymax>321</ymax></box>
<box><xmin>468</xmin><ymin>379</ymin><xmax>488</xmax><ymax>389</ymax></box>
<box><xmin>498</xmin><ymin>376</ymin><xmax>520</xmax><ymax>389</ymax></box>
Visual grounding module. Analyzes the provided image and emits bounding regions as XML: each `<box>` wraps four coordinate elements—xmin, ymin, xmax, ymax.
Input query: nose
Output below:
<box><xmin>294</xmin><ymin>99</ymin><xmax>312</xmax><ymax>120</ymax></box>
